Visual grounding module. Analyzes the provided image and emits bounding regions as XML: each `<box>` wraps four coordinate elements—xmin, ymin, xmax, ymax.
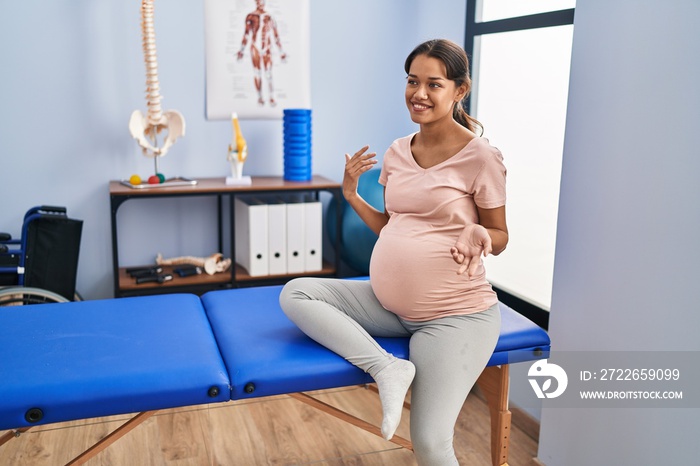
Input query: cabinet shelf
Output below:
<box><xmin>110</xmin><ymin>176</ymin><xmax>342</xmax><ymax>297</ymax></box>
<box><xmin>117</xmin><ymin>261</ymin><xmax>337</xmax><ymax>296</ymax></box>
<box><xmin>118</xmin><ymin>265</ymin><xmax>231</xmax><ymax>293</ymax></box>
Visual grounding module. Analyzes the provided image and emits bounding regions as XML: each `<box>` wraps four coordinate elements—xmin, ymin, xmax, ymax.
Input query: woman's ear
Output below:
<box><xmin>455</xmin><ymin>83</ymin><xmax>468</xmax><ymax>102</ymax></box>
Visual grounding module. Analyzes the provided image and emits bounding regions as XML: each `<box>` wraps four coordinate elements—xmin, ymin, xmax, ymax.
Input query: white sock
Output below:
<box><xmin>373</xmin><ymin>358</ymin><xmax>416</xmax><ymax>440</ymax></box>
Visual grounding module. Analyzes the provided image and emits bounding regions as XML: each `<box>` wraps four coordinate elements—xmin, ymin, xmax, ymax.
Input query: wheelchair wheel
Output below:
<box><xmin>0</xmin><ymin>287</ymin><xmax>70</xmax><ymax>306</ymax></box>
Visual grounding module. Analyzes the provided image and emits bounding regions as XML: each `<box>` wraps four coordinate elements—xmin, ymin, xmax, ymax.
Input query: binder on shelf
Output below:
<box><xmin>234</xmin><ymin>196</ymin><xmax>269</xmax><ymax>277</ymax></box>
<box><xmin>267</xmin><ymin>197</ymin><xmax>287</xmax><ymax>275</ymax></box>
<box><xmin>285</xmin><ymin>195</ymin><xmax>306</xmax><ymax>274</ymax></box>
<box><xmin>303</xmin><ymin>197</ymin><xmax>323</xmax><ymax>272</ymax></box>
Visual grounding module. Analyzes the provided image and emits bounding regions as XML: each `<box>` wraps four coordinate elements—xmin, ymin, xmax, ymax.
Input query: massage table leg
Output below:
<box><xmin>65</xmin><ymin>411</ymin><xmax>156</xmax><ymax>466</ymax></box>
<box><xmin>66</xmin><ymin>411</ymin><xmax>157</xmax><ymax>466</ymax></box>
<box><xmin>0</xmin><ymin>427</ymin><xmax>31</xmax><ymax>447</ymax></box>
<box><xmin>1</xmin><ymin>411</ymin><xmax>158</xmax><ymax>466</ymax></box>
<box><xmin>476</xmin><ymin>364</ymin><xmax>511</xmax><ymax>466</ymax></box>
<box><xmin>288</xmin><ymin>392</ymin><xmax>414</xmax><ymax>450</ymax></box>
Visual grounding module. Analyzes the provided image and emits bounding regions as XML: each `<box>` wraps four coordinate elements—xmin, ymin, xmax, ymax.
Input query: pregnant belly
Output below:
<box><xmin>369</xmin><ymin>232</ymin><xmax>488</xmax><ymax>319</ymax></box>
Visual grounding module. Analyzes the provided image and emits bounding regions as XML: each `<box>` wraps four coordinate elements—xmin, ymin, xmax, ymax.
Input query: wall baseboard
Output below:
<box><xmin>510</xmin><ymin>403</ymin><xmax>540</xmax><ymax>442</ymax></box>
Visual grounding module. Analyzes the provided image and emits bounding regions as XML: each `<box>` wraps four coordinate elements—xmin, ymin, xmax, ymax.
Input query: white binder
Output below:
<box><xmin>285</xmin><ymin>197</ymin><xmax>306</xmax><ymax>274</ymax></box>
<box><xmin>304</xmin><ymin>197</ymin><xmax>323</xmax><ymax>272</ymax></box>
<box><xmin>234</xmin><ymin>196</ymin><xmax>269</xmax><ymax>276</ymax></box>
<box><xmin>267</xmin><ymin>198</ymin><xmax>287</xmax><ymax>275</ymax></box>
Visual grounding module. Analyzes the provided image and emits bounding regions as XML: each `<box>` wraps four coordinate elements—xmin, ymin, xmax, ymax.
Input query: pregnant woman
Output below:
<box><xmin>279</xmin><ymin>38</ymin><xmax>508</xmax><ymax>466</ymax></box>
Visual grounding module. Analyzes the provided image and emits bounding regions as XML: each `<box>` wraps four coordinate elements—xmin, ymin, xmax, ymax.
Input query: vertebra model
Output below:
<box><xmin>129</xmin><ymin>0</ymin><xmax>185</xmax><ymax>172</ymax></box>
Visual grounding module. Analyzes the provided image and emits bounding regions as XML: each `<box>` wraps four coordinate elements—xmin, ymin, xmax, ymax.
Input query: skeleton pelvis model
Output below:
<box><xmin>156</xmin><ymin>253</ymin><xmax>232</xmax><ymax>276</ymax></box>
<box><xmin>129</xmin><ymin>0</ymin><xmax>185</xmax><ymax>158</ymax></box>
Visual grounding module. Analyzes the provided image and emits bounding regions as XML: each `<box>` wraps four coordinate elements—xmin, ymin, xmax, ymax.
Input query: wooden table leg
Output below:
<box><xmin>476</xmin><ymin>365</ymin><xmax>511</xmax><ymax>466</ymax></box>
<box><xmin>65</xmin><ymin>411</ymin><xmax>157</xmax><ymax>466</ymax></box>
<box><xmin>289</xmin><ymin>392</ymin><xmax>413</xmax><ymax>451</ymax></box>
<box><xmin>0</xmin><ymin>427</ymin><xmax>31</xmax><ymax>447</ymax></box>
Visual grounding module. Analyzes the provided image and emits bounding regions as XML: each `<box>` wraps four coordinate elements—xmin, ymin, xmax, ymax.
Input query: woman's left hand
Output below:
<box><xmin>450</xmin><ymin>224</ymin><xmax>493</xmax><ymax>277</ymax></box>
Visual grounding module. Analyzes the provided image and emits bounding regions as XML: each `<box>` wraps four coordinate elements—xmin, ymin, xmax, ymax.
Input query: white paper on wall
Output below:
<box><xmin>204</xmin><ymin>0</ymin><xmax>311</xmax><ymax>120</ymax></box>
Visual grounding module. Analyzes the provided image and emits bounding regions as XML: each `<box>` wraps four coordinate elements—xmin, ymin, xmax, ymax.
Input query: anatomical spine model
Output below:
<box><xmin>129</xmin><ymin>0</ymin><xmax>185</xmax><ymax>173</ymax></box>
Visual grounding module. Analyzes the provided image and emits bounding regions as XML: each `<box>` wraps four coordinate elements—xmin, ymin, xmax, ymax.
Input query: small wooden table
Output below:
<box><xmin>109</xmin><ymin>176</ymin><xmax>342</xmax><ymax>297</ymax></box>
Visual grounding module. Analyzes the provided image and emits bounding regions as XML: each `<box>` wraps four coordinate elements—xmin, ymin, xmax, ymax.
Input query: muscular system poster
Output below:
<box><xmin>205</xmin><ymin>0</ymin><xmax>311</xmax><ymax>119</ymax></box>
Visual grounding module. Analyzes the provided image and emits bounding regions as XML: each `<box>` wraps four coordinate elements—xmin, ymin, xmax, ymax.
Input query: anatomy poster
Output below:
<box><xmin>205</xmin><ymin>0</ymin><xmax>311</xmax><ymax>119</ymax></box>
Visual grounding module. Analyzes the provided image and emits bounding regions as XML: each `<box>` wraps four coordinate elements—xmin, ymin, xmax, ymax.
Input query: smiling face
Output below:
<box><xmin>405</xmin><ymin>54</ymin><xmax>466</xmax><ymax>126</ymax></box>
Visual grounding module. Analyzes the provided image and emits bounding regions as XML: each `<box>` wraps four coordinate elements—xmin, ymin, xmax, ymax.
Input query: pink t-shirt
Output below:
<box><xmin>369</xmin><ymin>133</ymin><xmax>507</xmax><ymax>321</ymax></box>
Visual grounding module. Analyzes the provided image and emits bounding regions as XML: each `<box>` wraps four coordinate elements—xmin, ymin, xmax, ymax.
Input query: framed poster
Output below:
<box><xmin>204</xmin><ymin>0</ymin><xmax>311</xmax><ymax>120</ymax></box>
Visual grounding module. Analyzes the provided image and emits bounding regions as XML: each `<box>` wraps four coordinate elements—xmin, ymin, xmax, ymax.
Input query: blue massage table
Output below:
<box><xmin>0</xmin><ymin>284</ymin><xmax>550</xmax><ymax>466</ymax></box>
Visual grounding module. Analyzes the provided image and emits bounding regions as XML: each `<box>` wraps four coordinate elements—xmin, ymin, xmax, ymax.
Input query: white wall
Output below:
<box><xmin>537</xmin><ymin>1</ymin><xmax>700</xmax><ymax>464</ymax></box>
<box><xmin>0</xmin><ymin>0</ymin><xmax>465</xmax><ymax>299</ymax></box>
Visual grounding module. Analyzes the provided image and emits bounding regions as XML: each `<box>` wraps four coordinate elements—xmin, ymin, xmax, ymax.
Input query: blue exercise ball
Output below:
<box><xmin>327</xmin><ymin>169</ymin><xmax>384</xmax><ymax>275</ymax></box>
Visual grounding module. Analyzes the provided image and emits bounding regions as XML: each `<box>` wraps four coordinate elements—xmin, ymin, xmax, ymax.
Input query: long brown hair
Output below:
<box><xmin>404</xmin><ymin>39</ymin><xmax>483</xmax><ymax>135</ymax></box>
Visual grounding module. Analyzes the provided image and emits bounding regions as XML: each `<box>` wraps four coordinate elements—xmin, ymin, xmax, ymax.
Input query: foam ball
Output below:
<box><xmin>129</xmin><ymin>174</ymin><xmax>142</xmax><ymax>185</ymax></box>
<box><xmin>156</xmin><ymin>173</ymin><xmax>165</xmax><ymax>183</ymax></box>
<box><xmin>326</xmin><ymin>169</ymin><xmax>383</xmax><ymax>274</ymax></box>
<box><xmin>148</xmin><ymin>175</ymin><xmax>160</xmax><ymax>184</ymax></box>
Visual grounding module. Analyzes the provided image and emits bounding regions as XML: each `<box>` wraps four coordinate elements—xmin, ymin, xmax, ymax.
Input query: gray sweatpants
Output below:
<box><xmin>279</xmin><ymin>277</ymin><xmax>501</xmax><ymax>466</ymax></box>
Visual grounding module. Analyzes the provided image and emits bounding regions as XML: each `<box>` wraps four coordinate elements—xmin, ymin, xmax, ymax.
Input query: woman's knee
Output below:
<box><xmin>279</xmin><ymin>277</ymin><xmax>307</xmax><ymax>305</ymax></box>
<box><xmin>279</xmin><ymin>277</ymin><xmax>318</xmax><ymax>317</ymax></box>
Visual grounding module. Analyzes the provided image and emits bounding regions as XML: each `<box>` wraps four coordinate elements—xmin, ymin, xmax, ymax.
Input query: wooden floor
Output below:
<box><xmin>1</xmin><ymin>386</ymin><xmax>538</xmax><ymax>466</ymax></box>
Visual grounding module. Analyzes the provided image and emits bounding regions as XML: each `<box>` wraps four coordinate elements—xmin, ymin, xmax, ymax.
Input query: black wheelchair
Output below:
<box><xmin>0</xmin><ymin>206</ymin><xmax>83</xmax><ymax>306</ymax></box>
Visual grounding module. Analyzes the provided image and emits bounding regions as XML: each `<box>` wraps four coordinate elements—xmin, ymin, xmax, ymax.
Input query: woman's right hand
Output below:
<box><xmin>450</xmin><ymin>224</ymin><xmax>493</xmax><ymax>277</ymax></box>
<box><xmin>343</xmin><ymin>145</ymin><xmax>376</xmax><ymax>200</ymax></box>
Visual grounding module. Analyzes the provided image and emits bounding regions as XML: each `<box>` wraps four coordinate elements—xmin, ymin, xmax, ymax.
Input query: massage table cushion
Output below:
<box><xmin>0</xmin><ymin>294</ymin><xmax>230</xmax><ymax>430</ymax></box>
<box><xmin>200</xmin><ymin>284</ymin><xmax>551</xmax><ymax>400</ymax></box>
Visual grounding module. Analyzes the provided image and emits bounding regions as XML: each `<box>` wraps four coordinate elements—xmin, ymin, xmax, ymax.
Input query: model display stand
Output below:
<box><xmin>225</xmin><ymin>175</ymin><xmax>252</xmax><ymax>186</ymax></box>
